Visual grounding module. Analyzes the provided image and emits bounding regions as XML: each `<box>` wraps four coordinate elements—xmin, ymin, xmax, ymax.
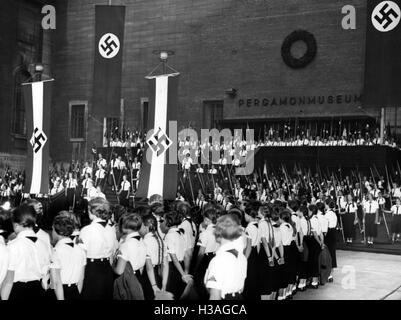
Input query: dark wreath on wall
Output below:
<box><xmin>281</xmin><ymin>30</ymin><xmax>317</xmax><ymax>69</ymax></box>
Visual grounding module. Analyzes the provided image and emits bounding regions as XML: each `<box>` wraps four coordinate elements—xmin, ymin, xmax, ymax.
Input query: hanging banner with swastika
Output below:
<box><xmin>364</xmin><ymin>0</ymin><xmax>401</xmax><ymax>108</ymax></box>
<box><xmin>93</xmin><ymin>5</ymin><xmax>125</xmax><ymax>118</ymax></box>
<box><xmin>22</xmin><ymin>79</ymin><xmax>54</xmax><ymax>194</ymax></box>
<box><xmin>137</xmin><ymin>74</ymin><xmax>180</xmax><ymax>200</ymax></box>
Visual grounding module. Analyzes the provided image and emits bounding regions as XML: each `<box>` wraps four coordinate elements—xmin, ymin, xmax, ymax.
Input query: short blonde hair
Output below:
<box><xmin>214</xmin><ymin>214</ymin><xmax>242</xmax><ymax>241</ymax></box>
<box><xmin>149</xmin><ymin>194</ymin><xmax>163</xmax><ymax>205</ymax></box>
<box><xmin>88</xmin><ymin>197</ymin><xmax>111</xmax><ymax>220</ymax></box>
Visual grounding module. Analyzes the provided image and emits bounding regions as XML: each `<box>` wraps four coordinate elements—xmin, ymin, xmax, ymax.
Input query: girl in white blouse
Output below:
<box><xmin>305</xmin><ymin>204</ymin><xmax>324</xmax><ymax>289</ymax></box>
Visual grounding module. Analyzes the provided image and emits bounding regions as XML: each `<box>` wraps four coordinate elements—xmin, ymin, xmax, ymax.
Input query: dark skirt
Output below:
<box><xmin>119</xmin><ymin>191</ymin><xmax>129</xmax><ymax>207</ymax></box>
<box><xmin>195</xmin><ymin>252</ymin><xmax>214</xmax><ymax>299</ymax></box>
<box><xmin>223</xmin><ymin>292</ymin><xmax>243</xmax><ymax>300</ymax></box>
<box><xmin>81</xmin><ymin>259</ymin><xmax>114</xmax><ymax>300</ymax></box>
<box><xmin>138</xmin><ymin>268</ymin><xmax>155</xmax><ymax>300</ymax></box>
<box><xmin>257</xmin><ymin>246</ymin><xmax>273</xmax><ymax>295</ymax></box>
<box><xmin>154</xmin><ymin>264</ymin><xmax>163</xmax><ymax>289</ymax></box>
<box><xmin>66</xmin><ymin>188</ymin><xmax>76</xmax><ymax>208</ymax></box>
<box><xmin>166</xmin><ymin>260</ymin><xmax>186</xmax><ymax>300</ymax></box>
<box><xmin>297</xmin><ymin>239</ymin><xmax>308</xmax><ymax>279</ymax></box>
<box><xmin>9</xmin><ymin>280</ymin><xmax>45</xmax><ymax>300</ymax></box>
<box><xmin>63</xmin><ymin>284</ymin><xmax>80</xmax><ymax>300</ymax></box>
<box><xmin>391</xmin><ymin>215</ymin><xmax>401</xmax><ymax>234</ymax></box>
<box><xmin>342</xmin><ymin>212</ymin><xmax>355</xmax><ymax>239</ymax></box>
<box><xmin>258</xmin><ymin>247</ymin><xmax>281</xmax><ymax>294</ymax></box>
<box><xmin>243</xmin><ymin>246</ymin><xmax>260</xmax><ymax>300</ymax></box>
<box><xmin>324</xmin><ymin>228</ymin><xmax>337</xmax><ymax>268</ymax></box>
<box><xmin>304</xmin><ymin>236</ymin><xmax>321</xmax><ymax>278</ymax></box>
<box><xmin>365</xmin><ymin>214</ymin><xmax>377</xmax><ymax>238</ymax></box>
<box><xmin>282</xmin><ymin>241</ymin><xmax>298</xmax><ymax>286</ymax></box>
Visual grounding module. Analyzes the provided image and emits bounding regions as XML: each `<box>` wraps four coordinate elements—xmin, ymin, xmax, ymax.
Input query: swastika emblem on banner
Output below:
<box><xmin>372</xmin><ymin>1</ymin><xmax>401</xmax><ymax>32</ymax></box>
<box><xmin>30</xmin><ymin>127</ymin><xmax>47</xmax><ymax>154</ymax></box>
<box><xmin>98</xmin><ymin>33</ymin><xmax>120</xmax><ymax>58</ymax></box>
<box><xmin>147</xmin><ymin>127</ymin><xmax>172</xmax><ymax>157</ymax></box>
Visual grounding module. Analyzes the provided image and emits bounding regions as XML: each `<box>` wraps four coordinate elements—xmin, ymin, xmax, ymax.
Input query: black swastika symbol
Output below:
<box><xmin>148</xmin><ymin>128</ymin><xmax>171</xmax><ymax>157</ymax></box>
<box><xmin>374</xmin><ymin>3</ymin><xmax>399</xmax><ymax>29</ymax></box>
<box><xmin>100</xmin><ymin>35</ymin><xmax>118</xmax><ymax>56</ymax></box>
<box><xmin>32</xmin><ymin>128</ymin><xmax>47</xmax><ymax>154</ymax></box>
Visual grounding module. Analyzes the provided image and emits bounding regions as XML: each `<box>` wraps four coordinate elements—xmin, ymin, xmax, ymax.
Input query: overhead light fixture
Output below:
<box><xmin>225</xmin><ymin>88</ymin><xmax>237</xmax><ymax>97</ymax></box>
<box><xmin>34</xmin><ymin>63</ymin><xmax>44</xmax><ymax>73</ymax></box>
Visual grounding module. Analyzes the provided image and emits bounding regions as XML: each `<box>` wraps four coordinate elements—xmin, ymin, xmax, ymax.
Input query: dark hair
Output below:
<box><xmin>151</xmin><ymin>203</ymin><xmax>164</xmax><ymax>217</ymax></box>
<box><xmin>12</xmin><ymin>204</ymin><xmax>37</xmax><ymax>228</ymax></box>
<box><xmin>0</xmin><ymin>208</ymin><xmax>13</xmax><ymax>238</ymax></box>
<box><xmin>308</xmin><ymin>204</ymin><xmax>318</xmax><ymax>217</ymax></box>
<box><xmin>288</xmin><ymin>200</ymin><xmax>299</xmax><ymax>212</ymax></box>
<box><xmin>260</xmin><ymin>204</ymin><xmax>271</xmax><ymax>219</ymax></box>
<box><xmin>228</xmin><ymin>207</ymin><xmax>244</xmax><ymax>226</ymax></box>
<box><xmin>24</xmin><ymin>199</ymin><xmax>44</xmax><ymax>226</ymax></box>
<box><xmin>214</xmin><ymin>214</ymin><xmax>242</xmax><ymax>241</ymax></box>
<box><xmin>316</xmin><ymin>202</ymin><xmax>325</xmax><ymax>214</ymax></box>
<box><xmin>203</xmin><ymin>208</ymin><xmax>218</xmax><ymax>224</ymax></box>
<box><xmin>119</xmin><ymin>212</ymin><xmax>143</xmax><ymax>233</ymax></box>
<box><xmin>176</xmin><ymin>202</ymin><xmax>191</xmax><ymax>219</ymax></box>
<box><xmin>280</xmin><ymin>209</ymin><xmax>297</xmax><ymax>237</ymax></box>
<box><xmin>142</xmin><ymin>214</ymin><xmax>158</xmax><ymax>233</ymax></box>
<box><xmin>245</xmin><ymin>203</ymin><xmax>258</xmax><ymax>219</ymax></box>
<box><xmin>133</xmin><ymin>205</ymin><xmax>152</xmax><ymax>217</ymax></box>
<box><xmin>328</xmin><ymin>201</ymin><xmax>336</xmax><ymax>209</ymax></box>
<box><xmin>88</xmin><ymin>198</ymin><xmax>111</xmax><ymax>220</ymax></box>
<box><xmin>270</xmin><ymin>206</ymin><xmax>280</xmax><ymax>222</ymax></box>
<box><xmin>213</xmin><ymin>203</ymin><xmax>226</xmax><ymax>217</ymax></box>
<box><xmin>299</xmin><ymin>205</ymin><xmax>308</xmax><ymax>218</ymax></box>
<box><xmin>53</xmin><ymin>215</ymin><xmax>75</xmax><ymax>237</ymax></box>
<box><xmin>57</xmin><ymin>210</ymin><xmax>81</xmax><ymax>229</ymax></box>
<box><xmin>163</xmin><ymin>211</ymin><xmax>182</xmax><ymax>228</ymax></box>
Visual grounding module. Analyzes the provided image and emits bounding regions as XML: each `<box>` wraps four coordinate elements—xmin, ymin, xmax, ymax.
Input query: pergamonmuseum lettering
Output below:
<box><xmin>238</xmin><ymin>93</ymin><xmax>363</xmax><ymax>107</ymax></box>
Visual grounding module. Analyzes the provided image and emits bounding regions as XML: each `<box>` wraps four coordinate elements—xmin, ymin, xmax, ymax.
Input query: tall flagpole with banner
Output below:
<box><xmin>22</xmin><ymin>77</ymin><xmax>54</xmax><ymax>195</ymax></box>
<box><xmin>137</xmin><ymin>52</ymin><xmax>180</xmax><ymax>201</ymax></box>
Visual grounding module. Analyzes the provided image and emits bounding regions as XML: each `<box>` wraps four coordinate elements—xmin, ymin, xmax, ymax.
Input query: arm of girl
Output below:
<box><xmin>145</xmin><ymin>258</ymin><xmax>160</xmax><ymax>292</ymax></box>
<box><xmin>78</xmin><ymin>266</ymin><xmax>85</xmax><ymax>293</ymax></box>
<box><xmin>244</xmin><ymin>238</ymin><xmax>252</xmax><ymax>259</ymax></box>
<box><xmin>162</xmin><ymin>258</ymin><xmax>169</xmax><ymax>291</ymax></box>
<box><xmin>50</xmin><ymin>268</ymin><xmax>64</xmax><ymax>300</ymax></box>
<box><xmin>0</xmin><ymin>270</ymin><xmax>14</xmax><ymax>300</ymax></box>
<box><xmin>170</xmin><ymin>253</ymin><xmax>192</xmax><ymax>283</ymax></box>
<box><xmin>114</xmin><ymin>257</ymin><xmax>127</xmax><ymax>276</ymax></box>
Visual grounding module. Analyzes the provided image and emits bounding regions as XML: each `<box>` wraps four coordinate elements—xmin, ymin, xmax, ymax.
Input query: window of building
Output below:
<box><xmin>385</xmin><ymin>107</ymin><xmax>401</xmax><ymax>141</ymax></box>
<box><xmin>203</xmin><ymin>100</ymin><xmax>224</xmax><ymax>130</ymax></box>
<box><xmin>70</xmin><ymin>104</ymin><xmax>86</xmax><ymax>140</ymax></box>
<box><xmin>105</xmin><ymin>117</ymin><xmax>121</xmax><ymax>140</ymax></box>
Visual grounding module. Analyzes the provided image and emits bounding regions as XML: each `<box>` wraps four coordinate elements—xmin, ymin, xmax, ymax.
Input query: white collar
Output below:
<box><xmin>206</xmin><ymin>223</ymin><xmax>215</xmax><ymax>230</ymax></box>
<box><xmin>16</xmin><ymin>229</ymin><xmax>36</xmax><ymax>239</ymax></box>
<box><xmin>92</xmin><ymin>217</ymin><xmax>107</xmax><ymax>224</ymax></box>
<box><xmin>56</xmin><ymin>237</ymin><xmax>74</xmax><ymax>246</ymax></box>
<box><xmin>216</xmin><ymin>240</ymin><xmax>237</xmax><ymax>254</ymax></box>
<box><xmin>125</xmin><ymin>231</ymin><xmax>141</xmax><ymax>240</ymax></box>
